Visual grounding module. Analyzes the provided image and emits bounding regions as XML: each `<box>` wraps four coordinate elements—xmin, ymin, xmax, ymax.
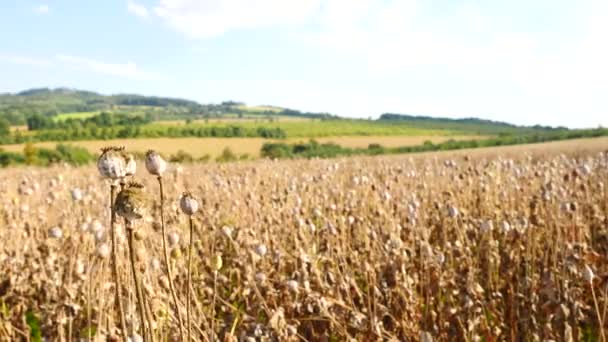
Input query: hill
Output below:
<box><xmin>1</xmin><ymin>88</ymin><xmax>608</xmax><ymax>167</ymax></box>
<box><xmin>378</xmin><ymin>113</ymin><xmax>568</xmax><ymax>135</ymax></box>
<box><xmin>0</xmin><ymin>87</ymin><xmax>336</xmax><ymax>125</ymax></box>
<box><xmin>1</xmin><ymin>88</ymin><xmax>573</xmax><ymax>137</ymax></box>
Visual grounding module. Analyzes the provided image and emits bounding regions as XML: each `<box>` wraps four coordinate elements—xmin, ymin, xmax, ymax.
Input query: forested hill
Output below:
<box><xmin>0</xmin><ymin>88</ymin><xmax>200</xmax><ymax>123</ymax></box>
<box><xmin>379</xmin><ymin>113</ymin><xmax>568</xmax><ymax>135</ymax></box>
<box><xmin>0</xmin><ymin>87</ymin><xmax>336</xmax><ymax>125</ymax></box>
<box><xmin>0</xmin><ymin>88</ymin><xmax>571</xmax><ymax>136</ymax></box>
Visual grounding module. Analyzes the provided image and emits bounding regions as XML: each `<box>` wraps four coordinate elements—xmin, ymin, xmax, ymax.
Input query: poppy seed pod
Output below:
<box><xmin>96</xmin><ymin>243</ymin><xmax>110</xmax><ymax>259</ymax></box>
<box><xmin>167</xmin><ymin>232</ymin><xmax>180</xmax><ymax>248</ymax></box>
<box><xmin>212</xmin><ymin>254</ymin><xmax>223</xmax><ymax>272</ymax></box>
<box><xmin>49</xmin><ymin>227</ymin><xmax>63</xmax><ymax>239</ymax></box>
<box><xmin>583</xmin><ymin>264</ymin><xmax>594</xmax><ymax>283</ymax></box>
<box><xmin>145</xmin><ymin>150</ymin><xmax>167</xmax><ymax>176</ymax></box>
<box><xmin>255</xmin><ymin>272</ymin><xmax>267</xmax><ymax>284</ymax></box>
<box><xmin>180</xmin><ymin>192</ymin><xmax>199</xmax><ymax>216</ymax></box>
<box><xmin>97</xmin><ymin>146</ymin><xmax>127</xmax><ymax>179</ymax></box>
<box><xmin>254</xmin><ymin>243</ymin><xmax>267</xmax><ymax>257</ymax></box>
<box><xmin>70</xmin><ymin>188</ymin><xmax>83</xmax><ymax>201</ymax></box>
<box><xmin>114</xmin><ymin>182</ymin><xmax>149</xmax><ymax>222</ymax></box>
<box><xmin>286</xmin><ymin>280</ymin><xmax>299</xmax><ymax>293</ymax></box>
<box><xmin>480</xmin><ymin>220</ymin><xmax>493</xmax><ymax>234</ymax></box>
<box><xmin>124</xmin><ymin>154</ymin><xmax>137</xmax><ymax>177</ymax></box>
<box><xmin>447</xmin><ymin>205</ymin><xmax>459</xmax><ymax>218</ymax></box>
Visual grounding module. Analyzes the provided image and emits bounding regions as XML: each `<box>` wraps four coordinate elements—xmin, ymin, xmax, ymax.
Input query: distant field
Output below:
<box><xmin>236</xmin><ymin>105</ymin><xmax>283</xmax><ymax>113</ymax></box>
<box><xmin>145</xmin><ymin>119</ymin><xmax>459</xmax><ymax>138</ymax></box>
<box><xmin>52</xmin><ymin>106</ymin><xmax>164</xmax><ymax>121</ymax></box>
<box><xmin>416</xmin><ymin>135</ymin><xmax>608</xmax><ymax>158</ymax></box>
<box><xmin>51</xmin><ymin>104</ymin><xmax>283</xmax><ymax>123</ymax></box>
<box><xmin>43</xmin><ymin>109</ymin><xmax>466</xmax><ymax>137</ymax></box>
<box><xmin>156</xmin><ymin>115</ymin><xmax>312</xmax><ymax>125</ymax></box>
<box><xmin>0</xmin><ymin>135</ymin><xmax>487</xmax><ymax>158</ymax></box>
<box><xmin>54</xmin><ymin>111</ymin><xmax>100</xmax><ymax>121</ymax></box>
<box><xmin>9</xmin><ymin>125</ymin><xmax>28</xmax><ymax>132</ymax></box>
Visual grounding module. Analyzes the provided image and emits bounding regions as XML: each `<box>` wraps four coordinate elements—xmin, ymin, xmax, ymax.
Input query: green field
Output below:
<box><xmin>15</xmin><ymin>118</ymin><xmax>461</xmax><ymax>141</ymax></box>
<box><xmin>146</xmin><ymin>119</ymin><xmax>459</xmax><ymax>137</ymax></box>
<box><xmin>53</xmin><ymin>111</ymin><xmax>100</xmax><ymax>121</ymax></box>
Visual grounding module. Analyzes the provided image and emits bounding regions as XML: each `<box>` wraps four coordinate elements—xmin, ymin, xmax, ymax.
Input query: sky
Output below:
<box><xmin>0</xmin><ymin>0</ymin><xmax>607</xmax><ymax>128</ymax></box>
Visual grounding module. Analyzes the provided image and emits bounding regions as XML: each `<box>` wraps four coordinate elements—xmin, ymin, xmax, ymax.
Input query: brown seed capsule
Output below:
<box><xmin>145</xmin><ymin>150</ymin><xmax>166</xmax><ymax>176</ymax></box>
<box><xmin>124</xmin><ymin>154</ymin><xmax>137</xmax><ymax>177</ymax></box>
<box><xmin>114</xmin><ymin>182</ymin><xmax>149</xmax><ymax>222</ymax></box>
<box><xmin>180</xmin><ymin>192</ymin><xmax>199</xmax><ymax>216</ymax></box>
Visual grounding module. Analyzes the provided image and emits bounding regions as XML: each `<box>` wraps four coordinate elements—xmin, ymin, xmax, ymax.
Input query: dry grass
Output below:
<box><xmin>0</xmin><ymin>139</ymin><xmax>607</xmax><ymax>340</ymax></box>
<box><xmin>0</xmin><ymin>135</ymin><xmax>487</xmax><ymax>158</ymax></box>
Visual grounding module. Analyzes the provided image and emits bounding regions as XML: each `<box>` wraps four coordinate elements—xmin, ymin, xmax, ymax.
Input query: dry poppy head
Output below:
<box><xmin>97</xmin><ymin>146</ymin><xmax>127</xmax><ymax>180</ymax></box>
<box><xmin>114</xmin><ymin>181</ymin><xmax>149</xmax><ymax>222</ymax></box>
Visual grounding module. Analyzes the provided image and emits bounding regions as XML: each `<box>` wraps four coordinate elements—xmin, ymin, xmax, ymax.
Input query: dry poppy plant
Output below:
<box><xmin>0</xmin><ymin>145</ymin><xmax>606</xmax><ymax>341</ymax></box>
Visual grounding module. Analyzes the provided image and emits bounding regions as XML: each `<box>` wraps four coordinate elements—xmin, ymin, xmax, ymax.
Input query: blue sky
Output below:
<box><xmin>1</xmin><ymin>0</ymin><xmax>607</xmax><ymax>128</ymax></box>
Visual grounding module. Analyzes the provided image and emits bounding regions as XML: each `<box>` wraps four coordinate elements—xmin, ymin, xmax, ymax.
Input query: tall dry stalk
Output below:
<box><xmin>186</xmin><ymin>215</ymin><xmax>194</xmax><ymax>342</ymax></box>
<box><xmin>585</xmin><ymin>265</ymin><xmax>606</xmax><ymax>342</ymax></box>
<box><xmin>180</xmin><ymin>192</ymin><xmax>200</xmax><ymax>342</ymax></box>
<box><xmin>126</xmin><ymin>220</ymin><xmax>147</xmax><ymax>340</ymax></box>
<box><xmin>111</xmin><ymin>183</ymin><xmax>128</xmax><ymax>341</ymax></box>
<box><xmin>98</xmin><ymin>147</ymin><xmax>129</xmax><ymax>340</ymax></box>
<box><xmin>158</xmin><ymin>176</ymin><xmax>186</xmax><ymax>341</ymax></box>
<box><xmin>114</xmin><ymin>181</ymin><xmax>151</xmax><ymax>341</ymax></box>
<box><xmin>146</xmin><ymin>150</ymin><xmax>186</xmax><ymax>341</ymax></box>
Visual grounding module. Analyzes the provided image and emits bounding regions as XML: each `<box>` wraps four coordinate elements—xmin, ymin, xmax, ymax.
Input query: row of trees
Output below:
<box><xmin>261</xmin><ymin>128</ymin><xmax>608</xmax><ymax>160</ymax></box>
<box><xmin>0</xmin><ymin>144</ymin><xmax>249</xmax><ymax>168</ymax></box>
<box><xmin>379</xmin><ymin>113</ymin><xmax>568</xmax><ymax>135</ymax></box>
<box><xmin>0</xmin><ymin>144</ymin><xmax>94</xmax><ymax>167</ymax></box>
<box><xmin>0</xmin><ymin>123</ymin><xmax>287</xmax><ymax>145</ymax></box>
<box><xmin>26</xmin><ymin>112</ymin><xmax>153</xmax><ymax>130</ymax></box>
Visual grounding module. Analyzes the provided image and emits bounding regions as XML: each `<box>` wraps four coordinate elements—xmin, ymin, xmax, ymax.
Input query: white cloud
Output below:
<box><xmin>33</xmin><ymin>4</ymin><xmax>49</xmax><ymax>14</ymax></box>
<box><xmin>289</xmin><ymin>0</ymin><xmax>608</xmax><ymax>127</ymax></box>
<box><xmin>0</xmin><ymin>54</ymin><xmax>52</xmax><ymax>67</ymax></box>
<box><xmin>128</xmin><ymin>1</ymin><xmax>149</xmax><ymax>18</ymax></box>
<box><xmin>153</xmin><ymin>0</ymin><xmax>322</xmax><ymax>38</ymax></box>
<box><xmin>56</xmin><ymin>54</ymin><xmax>161</xmax><ymax>80</ymax></box>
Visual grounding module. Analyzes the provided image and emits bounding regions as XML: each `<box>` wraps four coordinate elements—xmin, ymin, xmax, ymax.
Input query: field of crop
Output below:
<box><xmin>8</xmin><ymin>125</ymin><xmax>28</xmax><ymax>132</ymax></box>
<box><xmin>144</xmin><ymin>120</ymin><xmax>457</xmax><ymax>138</ymax></box>
<box><xmin>156</xmin><ymin>115</ymin><xmax>313</xmax><ymax>125</ymax></box>
<box><xmin>0</xmin><ymin>138</ymin><xmax>607</xmax><ymax>341</ymax></box>
<box><xmin>0</xmin><ymin>135</ymin><xmax>488</xmax><ymax>158</ymax></box>
<box><xmin>52</xmin><ymin>106</ymin><xmax>171</xmax><ymax>122</ymax></box>
<box><xmin>51</xmin><ymin>105</ymin><xmax>287</xmax><ymax>124</ymax></box>
<box><xmin>54</xmin><ymin>111</ymin><xmax>101</xmax><ymax>121</ymax></box>
<box><xmin>235</xmin><ymin>105</ymin><xmax>283</xmax><ymax>113</ymax></box>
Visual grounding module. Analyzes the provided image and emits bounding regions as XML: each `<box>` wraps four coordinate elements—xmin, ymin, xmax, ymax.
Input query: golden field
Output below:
<box><xmin>0</xmin><ymin>135</ymin><xmax>488</xmax><ymax>158</ymax></box>
<box><xmin>0</xmin><ymin>138</ymin><xmax>607</xmax><ymax>340</ymax></box>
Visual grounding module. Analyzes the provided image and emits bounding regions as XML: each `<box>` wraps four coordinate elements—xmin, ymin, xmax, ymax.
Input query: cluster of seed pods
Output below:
<box><xmin>0</xmin><ymin>146</ymin><xmax>606</xmax><ymax>340</ymax></box>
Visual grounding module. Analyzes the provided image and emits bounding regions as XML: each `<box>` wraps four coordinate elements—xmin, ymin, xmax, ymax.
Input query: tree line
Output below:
<box><xmin>261</xmin><ymin>128</ymin><xmax>608</xmax><ymax>159</ymax></box>
<box><xmin>0</xmin><ymin>111</ymin><xmax>287</xmax><ymax>144</ymax></box>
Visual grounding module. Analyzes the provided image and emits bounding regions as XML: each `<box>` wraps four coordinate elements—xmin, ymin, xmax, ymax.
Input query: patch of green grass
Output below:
<box><xmin>25</xmin><ymin>310</ymin><xmax>42</xmax><ymax>342</ymax></box>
